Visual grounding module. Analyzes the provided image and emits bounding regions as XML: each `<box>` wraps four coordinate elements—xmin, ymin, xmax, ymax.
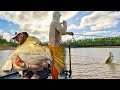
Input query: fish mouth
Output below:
<box><xmin>2</xmin><ymin>66</ymin><xmax>12</xmax><ymax>72</ymax></box>
<box><xmin>2</xmin><ymin>61</ymin><xmax>13</xmax><ymax>72</ymax></box>
<box><xmin>2</xmin><ymin>70</ymin><xmax>11</xmax><ymax>72</ymax></box>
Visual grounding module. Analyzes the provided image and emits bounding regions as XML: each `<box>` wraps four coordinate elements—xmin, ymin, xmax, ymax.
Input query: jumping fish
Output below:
<box><xmin>106</xmin><ymin>52</ymin><xmax>114</xmax><ymax>63</ymax></box>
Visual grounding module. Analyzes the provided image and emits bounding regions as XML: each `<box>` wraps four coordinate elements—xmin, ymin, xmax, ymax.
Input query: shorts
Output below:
<box><xmin>48</xmin><ymin>45</ymin><xmax>65</xmax><ymax>74</ymax></box>
<box><xmin>23</xmin><ymin>68</ymin><xmax>49</xmax><ymax>79</ymax></box>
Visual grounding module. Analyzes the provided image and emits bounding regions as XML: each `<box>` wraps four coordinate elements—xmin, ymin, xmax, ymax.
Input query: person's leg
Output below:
<box><xmin>23</xmin><ymin>71</ymin><xmax>34</xmax><ymax>79</ymax></box>
<box><xmin>51</xmin><ymin>63</ymin><xmax>59</xmax><ymax>79</ymax></box>
<box><xmin>31</xmin><ymin>68</ymin><xmax>48</xmax><ymax>79</ymax></box>
<box><xmin>30</xmin><ymin>74</ymin><xmax>40</xmax><ymax>79</ymax></box>
<box><xmin>48</xmin><ymin>45</ymin><xmax>65</xmax><ymax>79</ymax></box>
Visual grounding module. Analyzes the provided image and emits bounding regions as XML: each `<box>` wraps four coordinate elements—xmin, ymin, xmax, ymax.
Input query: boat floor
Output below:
<box><xmin>0</xmin><ymin>72</ymin><xmax>69</xmax><ymax>79</ymax></box>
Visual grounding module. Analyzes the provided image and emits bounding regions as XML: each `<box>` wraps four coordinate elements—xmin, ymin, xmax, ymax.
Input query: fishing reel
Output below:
<box><xmin>63</xmin><ymin>69</ymin><xmax>72</xmax><ymax>79</ymax></box>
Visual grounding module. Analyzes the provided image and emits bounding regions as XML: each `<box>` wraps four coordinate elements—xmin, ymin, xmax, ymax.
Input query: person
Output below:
<box><xmin>12</xmin><ymin>32</ymin><xmax>49</xmax><ymax>79</ymax></box>
<box><xmin>48</xmin><ymin>11</ymin><xmax>73</xmax><ymax>79</ymax></box>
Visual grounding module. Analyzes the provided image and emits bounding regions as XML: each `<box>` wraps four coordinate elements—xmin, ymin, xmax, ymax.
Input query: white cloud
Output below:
<box><xmin>2</xmin><ymin>32</ymin><xmax>11</xmax><ymax>42</ymax></box>
<box><xmin>10</xmin><ymin>29</ymin><xmax>16</xmax><ymax>35</ymax></box>
<box><xmin>62</xmin><ymin>35</ymin><xmax>73</xmax><ymax>41</ymax></box>
<box><xmin>111</xmin><ymin>31</ymin><xmax>120</xmax><ymax>37</ymax></box>
<box><xmin>82</xmin><ymin>30</ymin><xmax>113</xmax><ymax>38</ymax></box>
<box><xmin>60</xmin><ymin>11</ymin><xmax>78</xmax><ymax>22</ymax></box>
<box><xmin>80</xmin><ymin>11</ymin><xmax>120</xmax><ymax>31</ymax></box>
<box><xmin>68</xmin><ymin>24</ymin><xmax>78</xmax><ymax>30</ymax></box>
<box><xmin>83</xmin><ymin>31</ymin><xmax>97</xmax><ymax>35</ymax></box>
<box><xmin>74</xmin><ymin>36</ymin><xmax>86</xmax><ymax>40</ymax></box>
<box><xmin>0</xmin><ymin>11</ymin><xmax>78</xmax><ymax>42</ymax></box>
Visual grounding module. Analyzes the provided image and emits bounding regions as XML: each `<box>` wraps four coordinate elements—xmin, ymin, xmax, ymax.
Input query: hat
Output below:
<box><xmin>12</xmin><ymin>32</ymin><xmax>22</xmax><ymax>39</ymax></box>
<box><xmin>12</xmin><ymin>32</ymin><xmax>28</xmax><ymax>39</ymax></box>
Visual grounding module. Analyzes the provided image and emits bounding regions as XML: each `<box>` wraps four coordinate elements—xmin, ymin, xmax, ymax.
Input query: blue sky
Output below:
<box><xmin>0</xmin><ymin>19</ymin><xmax>19</xmax><ymax>34</ymax></box>
<box><xmin>0</xmin><ymin>11</ymin><xmax>120</xmax><ymax>42</ymax></box>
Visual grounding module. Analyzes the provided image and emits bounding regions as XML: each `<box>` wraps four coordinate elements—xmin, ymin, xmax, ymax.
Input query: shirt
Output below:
<box><xmin>49</xmin><ymin>20</ymin><xmax>67</xmax><ymax>45</ymax></box>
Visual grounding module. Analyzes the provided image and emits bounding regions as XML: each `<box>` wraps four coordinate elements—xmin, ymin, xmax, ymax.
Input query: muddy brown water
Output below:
<box><xmin>1</xmin><ymin>48</ymin><xmax>120</xmax><ymax>79</ymax></box>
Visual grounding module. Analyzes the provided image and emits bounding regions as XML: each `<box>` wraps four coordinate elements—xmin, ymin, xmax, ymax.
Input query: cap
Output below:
<box><xmin>12</xmin><ymin>31</ymin><xmax>28</xmax><ymax>39</ymax></box>
<box><xmin>12</xmin><ymin>32</ymin><xmax>21</xmax><ymax>39</ymax></box>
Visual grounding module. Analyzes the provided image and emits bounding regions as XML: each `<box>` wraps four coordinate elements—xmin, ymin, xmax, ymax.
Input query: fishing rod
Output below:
<box><xmin>72</xmin><ymin>33</ymin><xmax>110</xmax><ymax>38</ymax></box>
<box><xmin>64</xmin><ymin>33</ymin><xmax>112</xmax><ymax>41</ymax></box>
<box><xmin>64</xmin><ymin>32</ymin><xmax>111</xmax><ymax>39</ymax></box>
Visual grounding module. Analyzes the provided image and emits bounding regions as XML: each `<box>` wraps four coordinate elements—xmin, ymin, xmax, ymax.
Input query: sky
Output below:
<box><xmin>0</xmin><ymin>11</ymin><xmax>120</xmax><ymax>42</ymax></box>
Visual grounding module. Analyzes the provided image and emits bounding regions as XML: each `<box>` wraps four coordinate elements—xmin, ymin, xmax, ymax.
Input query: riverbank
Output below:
<box><xmin>0</xmin><ymin>46</ymin><xmax>16</xmax><ymax>50</ymax></box>
<box><xmin>86</xmin><ymin>46</ymin><xmax>120</xmax><ymax>48</ymax></box>
<box><xmin>1</xmin><ymin>46</ymin><xmax>120</xmax><ymax>50</ymax></box>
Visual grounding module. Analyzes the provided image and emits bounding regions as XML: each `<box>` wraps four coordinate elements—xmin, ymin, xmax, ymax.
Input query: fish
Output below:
<box><xmin>2</xmin><ymin>36</ymin><xmax>52</xmax><ymax>73</ymax></box>
<box><xmin>106</xmin><ymin>52</ymin><xmax>114</xmax><ymax>63</ymax></box>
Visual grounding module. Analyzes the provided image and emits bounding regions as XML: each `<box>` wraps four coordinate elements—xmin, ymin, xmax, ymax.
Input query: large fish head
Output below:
<box><xmin>2</xmin><ymin>58</ymin><xmax>13</xmax><ymax>72</ymax></box>
<box><xmin>2</xmin><ymin>58</ymin><xmax>25</xmax><ymax>72</ymax></box>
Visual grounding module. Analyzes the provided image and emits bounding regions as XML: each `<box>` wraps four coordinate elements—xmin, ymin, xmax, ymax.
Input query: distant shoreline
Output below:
<box><xmin>85</xmin><ymin>46</ymin><xmax>120</xmax><ymax>48</ymax></box>
<box><xmin>1</xmin><ymin>46</ymin><xmax>120</xmax><ymax>50</ymax></box>
<box><xmin>0</xmin><ymin>46</ymin><xmax>16</xmax><ymax>50</ymax></box>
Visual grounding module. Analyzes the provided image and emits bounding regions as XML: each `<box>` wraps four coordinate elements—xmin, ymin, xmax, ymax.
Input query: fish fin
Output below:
<box><xmin>18</xmin><ymin>71</ymin><xmax>23</xmax><ymax>76</ymax></box>
<box><xmin>15</xmin><ymin>55</ymin><xmax>25</xmax><ymax>67</ymax></box>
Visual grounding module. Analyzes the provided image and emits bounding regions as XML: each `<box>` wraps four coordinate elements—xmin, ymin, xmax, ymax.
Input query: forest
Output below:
<box><xmin>0</xmin><ymin>35</ymin><xmax>18</xmax><ymax>48</ymax></box>
<box><xmin>1</xmin><ymin>34</ymin><xmax>120</xmax><ymax>48</ymax></box>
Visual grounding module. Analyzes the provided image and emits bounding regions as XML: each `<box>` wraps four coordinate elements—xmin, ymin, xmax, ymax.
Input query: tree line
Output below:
<box><xmin>1</xmin><ymin>34</ymin><xmax>120</xmax><ymax>48</ymax></box>
<box><xmin>0</xmin><ymin>35</ymin><xmax>18</xmax><ymax>47</ymax></box>
<box><xmin>62</xmin><ymin>36</ymin><xmax>120</xmax><ymax>48</ymax></box>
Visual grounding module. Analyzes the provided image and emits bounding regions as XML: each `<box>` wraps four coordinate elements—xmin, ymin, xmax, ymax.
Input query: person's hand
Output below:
<box><xmin>63</xmin><ymin>20</ymin><xmax>67</xmax><ymax>25</ymax></box>
<box><xmin>66</xmin><ymin>32</ymin><xmax>74</xmax><ymax>36</ymax></box>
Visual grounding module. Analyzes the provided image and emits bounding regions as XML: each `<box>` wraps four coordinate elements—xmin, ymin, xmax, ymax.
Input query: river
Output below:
<box><xmin>1</xmin><ymin>48</ymin><xmax>120</xmax><ymax>79</ymax></box>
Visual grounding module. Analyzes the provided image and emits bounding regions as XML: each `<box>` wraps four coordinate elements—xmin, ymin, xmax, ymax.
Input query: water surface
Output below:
<box><xmin>1</xmin><ymin>48</ymin><xmax>120</xmax><ymax>79</ymax></box>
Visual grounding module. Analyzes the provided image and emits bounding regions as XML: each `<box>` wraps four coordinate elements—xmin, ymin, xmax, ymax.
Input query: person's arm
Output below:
<box><xmin>55</xmin><ymin>21</ymin><xmax>67</xmax><ymax>34</ymax></box>
<box><xmin>54</xmin><ymin>21</ymin><xmax>74</xmax><ymax>36</ymax></box>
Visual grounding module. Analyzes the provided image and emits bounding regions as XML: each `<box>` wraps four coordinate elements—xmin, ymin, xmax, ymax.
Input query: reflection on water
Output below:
<box><xmin>0</xmin><ymin>50</ymin><xmax>14</xmax><ymax>76</ymax></box>
<box><xmin>1</xmin><ymin>48</ymin><xmax>120</xmax><ymax>79</ymax></box>
<box><xmin>0</xmin><ymin>50</ymin><xmax>14</xmax><ymax>66</ymax></box>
